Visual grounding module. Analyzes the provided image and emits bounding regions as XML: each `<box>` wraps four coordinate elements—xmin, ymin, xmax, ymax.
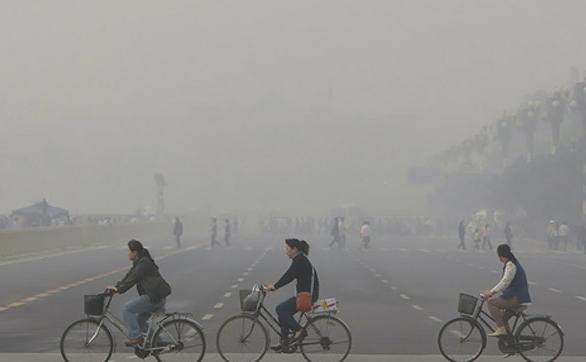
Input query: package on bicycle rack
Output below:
<box><xmin>312</xmin><ymin>298</ymin><xmax>338</xmax><ymax>314</ymax></box>
<box><xmin>457</xmin><ymin>293</ymin><xmax>478</xmax><ymax>315</ymax></box>
<box><xmin>84</xmin><ymin>294</ymin><xmax>106</xmax><ymax>316</ymax></box>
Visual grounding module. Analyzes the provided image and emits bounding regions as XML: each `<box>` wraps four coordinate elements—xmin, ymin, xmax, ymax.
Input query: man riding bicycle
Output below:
<box><xmin>107</xmin><ymin>239</ymin><xmax>172</xmax><ymax>347</ymax></box>
<box><xmin>481</xmin><ymin>244</ymin><xmax>531</xmax><ymax>337</ymax></box>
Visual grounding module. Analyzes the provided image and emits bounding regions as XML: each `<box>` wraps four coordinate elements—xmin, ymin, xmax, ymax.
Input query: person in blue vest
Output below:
<box><xmin>481</xmin><ymin>244</ymin><xmax>531</xmax><ymax>337</ymax></box>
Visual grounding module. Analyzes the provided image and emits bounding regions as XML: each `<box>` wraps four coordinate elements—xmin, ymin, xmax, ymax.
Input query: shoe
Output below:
<box><xmin>488</xmin><ymin>327</ymin><xmax>507</xmax><ymax>337</ymax></box>
<box><xmin>125</xmin><ymin>337</ymin><xmax>144</xmax><ymax>347</ymax></box>
<box><xmin>290</xmin><ymin>329</ymin><xmax>308</xmax><ymax>343</ymax></box>
<box><xmin>270</xmin><ymin>337</ymin><xmax>290</xmax><ymax>353</ymax></box>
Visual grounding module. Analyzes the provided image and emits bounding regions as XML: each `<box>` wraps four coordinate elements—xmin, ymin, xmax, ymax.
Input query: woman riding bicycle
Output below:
<box><xmin>481</xmin><ymin>243</ymin><xmax>531</xmax><ymax>337</ymax></box>
<box><xmin>265</xmin><ymin>239</ymin><xmax>319</xmax><ymax>353</ymax></box>
<box><xmin>108</xmin><ymin>239</ymin><xmax>172</xmax><ymax>346</ymax></box>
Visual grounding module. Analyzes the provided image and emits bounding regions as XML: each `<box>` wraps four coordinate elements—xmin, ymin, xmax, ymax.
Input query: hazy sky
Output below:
<box><xmin>1</xmin><ymin>1</ymin><xmax>586</xmax><ymax>215</ymax></box>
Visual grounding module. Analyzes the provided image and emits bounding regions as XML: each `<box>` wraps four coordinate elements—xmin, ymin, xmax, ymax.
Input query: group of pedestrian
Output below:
<box><xmin>458</xmin><ymin>219</ymin><xmax>507</xmax><ymax>251</ymax></box>
<box><xmin>210</xmin><ymin>217</ymin><xmax>232</xmax><ymax>248</ymax></box>
<box><xmin>546</xmin><ymin>220</ymin><xmax>570</xmax><ymax>251</ymax></box>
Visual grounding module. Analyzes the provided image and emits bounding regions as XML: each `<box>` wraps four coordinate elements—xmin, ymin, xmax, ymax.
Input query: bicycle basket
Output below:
<box><xmin>240</xmin><ymin>289</ymin><xmax>261</xmax><ymax>312</ymax></box>
<box><xmin>84</xmin><ymin>294</ymin><xmax>106</xmax><ymax>316</ymax></box>
<box><xmin>458</xmin><ymin>293</ymin><xmax>478</xmax><ymax>315</ymax></box>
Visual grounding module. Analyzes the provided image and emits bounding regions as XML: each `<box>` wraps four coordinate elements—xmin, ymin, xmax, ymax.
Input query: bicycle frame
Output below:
<box><xmin>92</xmin><ymin>294</ymin><xmax>190</xmax><ymax>353</ymax></box>
<box><xmin>470</xmin><ymin>299</ymin><xmax>526</xmax><ymax>336</ymax></box>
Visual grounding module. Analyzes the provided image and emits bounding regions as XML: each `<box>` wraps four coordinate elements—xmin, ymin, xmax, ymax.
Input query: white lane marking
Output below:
<box><xmin>390</xmin><ymin>286</ymin><xmax>398</xmax><ymax>291</ymax></box>
<box><xmin>382</xmin><ymin>280</ymin><xmax>389</xmax><ymax>284</ymax></box>
<box><xmin>478</xmin><ymin>266</ymin><xmax>485</xmax><ymax>270</ymax></box>
<box><xmin>214</xmin><ymin>303</ymin><xmax>224</xmax><ymax>309</ymax></box>
<box><xmin>243</xmin><ymin>272</ymin><xmax>249</xmax><ymax>276</ymax></box>
<box><xmin>416</xmin><ymin>248</ymin><xmax>430</xmax><ymax>253</ymax></box>
<box><xmin>450</xmin><ymin>330</ymin><xmax>465</xmax><ymax>339</ymax></box>
<box><xmin>576</xmin><ymin>296</ymin><xmax>586</xmax><ymax>302</ymax></box>
<box><xmin>399</xmin><ymin>248</ymin><xmax>408</xmax><ymax>252</ymax></box>
<box><xmin>163</xmin><ymin>246</ymin><xmax>174</xmax><ymax>250</ymax></box>
<box><xmin>528</xmin><ymin>281</ymin><xmax>537</xmax><ymax>286</ymax></box>
<box><xmin>202</xmin><ymin>314</ymin><xmax>214</xmax><ymax>321</ymax></box>
<box><xmin>224</xmin><ymin>292</ymin><xmax>232</xmax><ymax>298</ymax></box>
<box><xmin>429</xmin><ymin>316</ymin><xmax>443</xmax><ymax>323</ymax></box>
<box><xmin>237</xmin><ymin>278</ymin><xmax>245</xmax><ymax>282</ymax></box>
<box><xmin>0</xmin><ymin>245</ymin><xmax>111</xmax><ymax>267</ymax></box>
<box><xmin>264</xmin><ymin>247</ymin><xmax>273</xmax><ymax>251</ymax></box>
<box><xmin>369</xmin><ymin>268</ymin><xmax>376</xmax><ymax>273</ymax></box>
<box><xmin>491</xmin><ymin>270</ymin><xmax>500</xmax><ymax>274</ymax></box>
<box><xmin>548</xmin><ymin>288</ymin><xmax>562</xmax><ymax>293</ymax></box>
<box><xmin>247</xmin><ymin>268</ymin><xmax>253</xmax><ymax>271</ymax></box>
<box><xmin>245</xmin><ymin>246</ymin><xmax>253</xmax><ymax>251</ymax></box>
<box><xmin>412</xmin><ymin>305</ymin><xmax>424</xmax><ymax>311</ymax></box>
<box><xmin>375</xmin><ymin>274</ymin><xmax>382</xmax><ymax>278</ymax></box>
<box><xmin>400</xmin><ymin>294</ymin><xmax>410</xmax><ymax>300</ymax></box>
<box><xmin>231</xmin><ymin>285</ymin><xmax>239</xmax><ymax>289</ymax></box>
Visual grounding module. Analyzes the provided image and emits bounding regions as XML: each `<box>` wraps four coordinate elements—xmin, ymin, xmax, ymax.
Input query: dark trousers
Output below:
<box><xmin>457</xmin><ymin>234</ymin><xmax>466</xmax><ymax>249</ymax></box>
<box><xmin>276</xmin><ymin>297</ymin><xmax>301</xmax><ymax>339</ymax></box>
<box><xmin>175</xmin><ymin>234</ymin><xmax>182</xmax><ymax>248</ymax></box>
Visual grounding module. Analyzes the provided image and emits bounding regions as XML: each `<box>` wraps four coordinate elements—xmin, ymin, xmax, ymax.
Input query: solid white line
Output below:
<box><xmin>416</xmin><ymin>248</ymin><xmax>430</xmax><ymax>253</ymax></box>
<box><xmin>399</xmin><ymin>248</ymin><xmax>408</xmax><ymax>252</ymax></box>
<box><xmin>548</xmin><ymin>288</ymin><xmax>562</xmax><ymax>293</ymax></box>
<box><xmin>429</xmin><ymin>316</ymin><xmax>443</xmax><ymax>323</ymax></box>
<box><xmin>202</xmin><ymin>314</ymin><xmax>214</xmax><ymax>321</ymax></box>
<box><xmin>214</xmin><ymin>303</ymin><xmax>224</xmax><ymax>309</ymax></box>
<box><xmin>0</xmin><ymin>245</ymin><xmax>112</xmax><ymax>267</ymax></box>
<box><xmin>412</xmin><ymin>305</ymin><xmax>424</xmax><ymax>311</ymax></box>
<box><xmin>400</xmin><ymin>294</ymin><xmax>410</xmax><ymax>300</ymax></box>
<box><xmin>528</xmin><ymin>281</ymin><xmax>537</xmax><ymax>286</ymax></box>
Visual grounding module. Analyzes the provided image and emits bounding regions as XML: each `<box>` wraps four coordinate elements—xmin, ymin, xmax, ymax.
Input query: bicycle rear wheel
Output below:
<box><xmin>299</xmin><ymin>314</ymin><xmax>352</xmax><ymax>362</ymax></box>
<box><xmin>60</xmin><ymin>318</ymin><xmax>113</xmax><ymax>362</ymax></box>
<box><xmin>516</xmin><ymin>317</ymin><xmax>564</xmax><ymax>362</ymax></box>
<box><xmin>438</xmin><ymin>317</ymin><xmax>486</xmax><ymax>362</ymax></box>
<box><xmin>152</xmin><ymin>317</ymin><xmax>206</xmax><ymax>362</ymax></box>
<box><xmin>216</xmin><ymin>314</ymin><xmax>269</xmax><ymax>362</ymax></box>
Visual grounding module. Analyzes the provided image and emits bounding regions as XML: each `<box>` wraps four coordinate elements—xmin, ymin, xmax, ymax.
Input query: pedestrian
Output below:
<box><xmin>482</xmin><ymin>223</ymin><xmax>493</xmax><ymax>250</ymax></box>
<box><xmin>224</xmin><ymin>219</ymin><xmax>231</xmax><ymax>246</ymax></box>
<box><xmin>339</xmin><ymin>217</ymin><xmax>347</xmax><ymax>249</ymax></box>
<box><xmin>559</xmin><ymin>221</ymin><xmax>569</xmax><ymax>251</ymax></box>
<box><xmin>504</xmin><ymin>222</ymin><xmax>513</xmax><ymax>248</ymax></box>
<box><xmin>546</xmin><ymin>221</ymin><xmax>557</xmax><ymax>250</ymax></box>
<box><xmin>172</xmin><ymin>217</ymin><xmax>183</xmax><ymax>249</ymax></box>
<box><xmin>328</xmin><ymin>217</ymin><xmax>340</xmax><ymax>248</ymax></box>
<box><xmin>360</xmin><ymin>221</ymin><xmax>371</xmax><ymax>249</ymax></box>
<box><xmin>210</xmin><ymin>217</ymin><xmax>220</xmax><ymax>248</ymax></box>
<box><xmin>473</xmin><ymin>227</ymin><xmax>482</xmax><ymax>251</ymax></box>
<box><xmin>458</xmin><ymin>219</ymin><xmax>467</xmax><ymax>250</ymax></box>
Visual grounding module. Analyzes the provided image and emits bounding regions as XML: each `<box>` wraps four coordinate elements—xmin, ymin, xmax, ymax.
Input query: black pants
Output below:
<box><xmin>175</xmin><ymin>234</ymin><xmax>182</xmax><ymax>248</ymax></box>
<box><xmin>457</xmin><ymin>235</ymin><xmax>466</xmax><ymax>249</ymax></box>
<box><xmin>276</xmin><ymin>297</ymin><xmax>301</xmax><ymax>339</ymax></box>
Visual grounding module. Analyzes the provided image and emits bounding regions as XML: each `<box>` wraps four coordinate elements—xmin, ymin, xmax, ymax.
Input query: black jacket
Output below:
<box><xmin>116</xmin><ymin>255</ymin><xmax>171</xmax><ymax>303</ymax></box>
<box><xmin>274</xmin><ymin>254</ymin><xmax>320</xmax><ymax>301</ymax></box>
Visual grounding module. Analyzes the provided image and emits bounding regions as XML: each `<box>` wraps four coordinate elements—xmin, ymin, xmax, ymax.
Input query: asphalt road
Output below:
<box><xmin>0</xmin><ymin>232</ymin><xmax>584</xmax><ymax>360</ymax></box>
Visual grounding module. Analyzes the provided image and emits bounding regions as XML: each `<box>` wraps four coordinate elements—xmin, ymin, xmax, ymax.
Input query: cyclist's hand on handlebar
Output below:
<box><xmin>105</xmin><ymin>286</ymin><xmax>118</xmax><ymax>295</ymax></box>
<box><xmin>480</xmin><ymin>290</ymin><xmax>492</xmax><ymax>300</ymax></box>
<box><xmin>263</xmin><ymin>284</ymin><xmax>275</xmax><ymax>292</ymax></box>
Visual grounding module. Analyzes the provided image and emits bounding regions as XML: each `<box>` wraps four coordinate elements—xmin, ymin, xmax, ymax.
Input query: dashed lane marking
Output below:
<box><xmin>412</xmin><ymin>305</ymin><xmax>423</xmax><ymax>311</ymax></box>
<box><xmin>382</xmin><ymin>280</ymin><xmax>389</xmax><ymax>284</ymax></box>
<box><xmin>400</xmin><ymin>294</ymin><xmax>410</xmax><ymax>300</ymax></box>
<box><xmin>214</xmin><ymin>303</ymin><xmax>224</xmax><ymax>309</ymax></box>
<box><xmin>224</xmin><ymin>292</ymin><xmax>232</xmax><ymax>298</ymax></box>
<box><xmin>231</xmin><ymin>285</ymin><xmax>239</xmax><ymax>289</ymax></box>
<box><xmin>429</xmin><ymin>316</ymin><xmax>443</xmax><ymax>323</ymax></box>
<box><xmin>243</xmin><ymin>272</ymin><xmax>249</xmax><ymax>276</ymax></box>
<box><xmin>576</xmin><ymin>296</ymin><xmax>586</xmax><ymax>302</ymax></box>
<box><xmin>548</xmin><ymin>288</ymin><xmax>562</xmax><ymax>293</ymax></box>
<box><xmin>202</xmin><ymin>314</ymin><xmax>214</xmax><ymax>321</ymax></box>
<box><xmin>237</xmin><ymin>278</ymin><xmax>245</xmax><ymax>282</ymax></box>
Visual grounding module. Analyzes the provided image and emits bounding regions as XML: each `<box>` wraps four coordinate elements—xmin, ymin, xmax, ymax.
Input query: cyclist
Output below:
<box><xmin>107</xmin><ymin>239</ymin><xmax>172</xmax><ymax>346</ymax></box>
<box><xmin>481</xmin><ymin>244</ymin><xmax>531</xmax><ymax>337</ymax></box>
<box><xmin>265</xmin><ymin>239</ymin><xmax>320</xmax><ymax>353</ymax></box>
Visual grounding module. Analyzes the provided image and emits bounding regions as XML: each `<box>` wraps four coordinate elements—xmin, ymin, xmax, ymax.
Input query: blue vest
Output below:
<box><xmin>501</xmin><ymin>260</ymin><xmax>531</xmax><ymax>303</ymax></box>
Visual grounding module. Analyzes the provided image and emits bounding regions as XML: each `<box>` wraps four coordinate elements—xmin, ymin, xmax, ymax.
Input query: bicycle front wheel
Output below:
<box><xmin>152</xmin><ymin>317</ymin><xmax>206</xmax><ymax>362</ymax></box>
<box><xmin>216</xmin><ymin>314</ymin><xmax>269</xmax><ymax>362</ymax></box>
<box><xmin>516</xmin><ymin>317</ymin><xmax>564</xmax><ymax>362</ymax></box>
<box><xmin>300</xmin><ymin>314</ymin><xmax>352</xmax><ymax>362</ymax></box>
<box><xmin>60</xmin><ymin>318</ymin><xmax>113</xmax><ymax>362</ymax></box>
<box><xmin>438</xmin><ymin>317</ymin><xmax>486</xmax><ymax>362</ymax></box>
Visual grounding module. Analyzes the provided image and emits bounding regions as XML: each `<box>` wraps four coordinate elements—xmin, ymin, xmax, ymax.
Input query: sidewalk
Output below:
<box><xmin>1</xmin><ymin>354</ymin><xmax>583</xmax><ymax>362</ymax></box>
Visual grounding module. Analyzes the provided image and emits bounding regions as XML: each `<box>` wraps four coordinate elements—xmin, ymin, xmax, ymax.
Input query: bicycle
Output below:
<box><xmin>216</xmin><ymin>283</ymin><xmax>352</xmax><ymax>362</ymax></box>
<box><xmin>60</xmin><ymin>290</ymin><xmax>206</xmax><ymax>362</ymax></box>
<box><xmin>438</xmin><ymin>293</ymin><xmax>564</xmax><ymax>362</ymax></box>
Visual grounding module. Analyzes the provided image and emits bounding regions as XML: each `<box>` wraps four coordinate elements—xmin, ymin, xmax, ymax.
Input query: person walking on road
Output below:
<box><xmin>224</xmin><ymin>219</ymin><xmax>231</xmax><ymax>246</ymax></box>
<box><xmin>473</xmin><ymin>227</ymin><xmax>482</xmax><ymax>251</ymax></box>
<box><xmin>107</xmin><ymin>240</ymin><xmax>172</xmax><ymax>347</ymax></box>
<box><xmin>210</xmin><ymin>217</ymin><xmax>220</xmax><ymax>248</ymax></box>
<box><xmin>328</xmin><ymin>217</ymin><xmax>340</xmax><ymax>248</ymax></box>
<box><xmin>482</xmin><ymin>223</ymin><xmax>493</xmax><ymax>250</ymax></box>
<box><xmin>360</xmin><ymin>221</ymin><xmax>371</xmax><ymax>249</ymax></box>
<box><xmin>339</xmin><ymin>217</ymin><xmax>347</xmax><ymax>249</ymax></box>
<box><xmin>559</xmin><ymin>221</ymin><xmax>569</xmax><ymax>251</ymax></box>
<box><xmin>172</xmin><ymin>217</ymin><xmax>183</xmax><ymax>249</ymax></box>
<box><xmin>265</xmin><ymin>239</ymin><xmax>319</xmax><ymax>353</ymax></box>
<box><xmin>547</xmin><ymin>220</ymin><xmax>558</xmax><ymax>250</ymax></box>
<box><xmin>458</xmin><ymin>219</ymin><xmax>467</xmax><ymax>250</ymax></box>
<box><xmin>504</xmin><ymin>222</ymin><xmax>513</xmax><ymax>248</ymax></box>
